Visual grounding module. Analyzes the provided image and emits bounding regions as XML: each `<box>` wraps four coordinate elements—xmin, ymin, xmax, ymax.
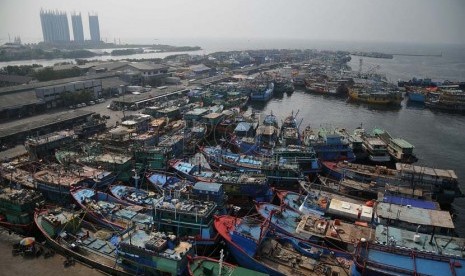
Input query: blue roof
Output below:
<box><xmin>235</xmin><ymin>122</ymin><xmax>252</xmax><ymax>132</ymax></box>
<box><xmin>382</xmin><ymin>195</ymin><xmax>438</xmax><ymax>210</ymax></box>
<box><xmin>193</xmin><ymin>182</ymin><xmax>222</xmax><ymax>193</ymax></box>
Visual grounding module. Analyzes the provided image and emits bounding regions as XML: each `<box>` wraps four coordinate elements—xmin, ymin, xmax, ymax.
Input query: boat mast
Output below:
<box><xmin>218</xmin><ymin>248</ymin><xmax>224</xmax><ymax>275</ymax></box>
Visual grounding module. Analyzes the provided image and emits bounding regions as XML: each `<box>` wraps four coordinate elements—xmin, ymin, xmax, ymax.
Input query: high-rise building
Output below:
<box><xmin>89</xmin><ymin>14</ymin><xmax>101</xmax><ymax>42</ymax></box>
<box><xmin>71</xmin><ymin>12</ymin><xmax>84</xmax><ymax>42</ymax></box>
<box><xmin>40</xmin><ymin>10</ymin><xmax>70</xmax><ymax>43</ymax></box>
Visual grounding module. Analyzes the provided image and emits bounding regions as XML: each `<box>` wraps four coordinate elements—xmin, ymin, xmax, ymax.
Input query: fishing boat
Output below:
<box><xmin>374</xmin><ymin>201</ymin><xmax>455</xmax><ymax>234</ymax></box>
<box><xmin>150</xmin><ymin>195</ymin><xmax>219</xmax><ymax>245</ymax></box>
<box><xmin>201</xmin><ymin>146</ymin><xmax>304</xmax><ymax>190</ymax></box>
<box><xmin>214</xmin><ymin>215</ymin><xmax>352</xmax><ymax>276</ymax></box>
<box><xmin>188</xmin><ymin>253</ymin><xmax>267</xmax><ymax>276</ymax></box>
<box><xmin>322</xmin><ymin>161</ymin><xmax>463</xmax><ymax>204</ymax></box>
<box><xmin>280</xmin><ymin>111</ymin><xmax>301</xmax><ymax>146</ymax></box>
<box><xmin>250</xmin><ymin>82</ymin><xmax>274</xmax><ymax>102</ymax></box>
<box><xmin>35</xmin><ymin>207</ymin><xmax>193</xmax><ymax>275</ymax></box>
<box><xmin>0</xmin><ymin>187</ymin><xmax>43</xmax><ymax>233</ymax></box>
<box><xmin>361</xmin><ymin>136</ymin><xmax>391</xmax><ymax>163</ymax></box>
<box><xmin>348</xmin><ymin>89</ymin><xmax>403</xmax><ymax>105</ymax></box>
<box><xmin>302</xmin><ymin>126</ymin><xmax>356</xmax><ymax>162</ymax></box>
<box><xmin>257</xmin><ymin>112</ymin><xmax>280</xmax><ymax>149</ymax></box>
<box><xmin>274</xmin><ymin>78</ymin><xmax>294</xmax><ymax>94</ymax></box>
<box><xmin>255</xmin><ymin>202</ymin><xmax>374</xmax><ymax>252</ymax></box>
<box><xmin>168</xmin><ymin>160</ymin><xmax>272</xmax><ymax>205</ymax></box>
<box><xmin>146</xmin><ymin>172</ymin><xmax>193</xmax><ymax>194</ymax></box>
<box><xmin>71</xmin><ymin>187</ymin><xmax>153</xmax><ymax>230</ymax></box>
<box><xmin>272</xmin><ymin>145</ymin><xmax>322</xmax><ymax>174</ymax></box>
<box><xmin>33</xmin><ymin>164</ymin><xmax>115</xmax><ymax>203</ymax></box>
<box><xmin>372</xmin><ymin>128</ymin><xmax>417</xmax><ymax>163</ymax></box>
<box><xmin>109</xmin><ymin>184</ymin><xmax>162</xmax><ymax>208</ymax></box>
<box><xmin>353</xmin><ymin>240</ymin><xmax>465</xmax><ymax>276</ymax></box>
<box><xmin>425</xmin><ymin>90</ymin><xmax>465</xmax><ymax>113</ymax></box>
<box><xmin>374</xmin><ymin>224</ymin><xmax>465</xmax><ymax>258</ymax></box>
<box><xmin>274</xmin><ymin>188</ymin><xmax>366</xmax><ymax>217</ymax></box>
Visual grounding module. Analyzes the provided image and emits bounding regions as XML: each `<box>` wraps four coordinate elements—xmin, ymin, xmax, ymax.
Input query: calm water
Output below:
<box><xmin>250</xmin><ymin>90</ymin><xmax>465</xmax><ymax>236</ymax></box>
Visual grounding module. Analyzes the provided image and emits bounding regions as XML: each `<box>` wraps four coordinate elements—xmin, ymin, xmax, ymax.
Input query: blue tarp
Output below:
<box><xmin>382</xmin><ymin>195</ymin><xmax>437</xmax><ymax>210</ymax></box>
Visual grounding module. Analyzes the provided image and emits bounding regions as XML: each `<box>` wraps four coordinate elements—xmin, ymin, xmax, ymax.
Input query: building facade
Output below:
<box><xmin>35</xmin><ymin>80</ymin><xmax>102</xmax><ymax>107</ymax></box>
<box><xmin>71</xmin><ymin>12</ymin><xmax>84</xmax><ymax>42</ymax></box>
<box><xmin>89</xmin><ymin>14</ymin><xmax>101</xmax><ymax>42</ymax></box>
<box><xmin>40</xmin><ymin>10</ymin><xmax>71</xmax><ymax>43</ymax></box>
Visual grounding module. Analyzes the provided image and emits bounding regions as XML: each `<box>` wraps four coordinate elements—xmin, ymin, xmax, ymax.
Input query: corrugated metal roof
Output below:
<box><xmin>0</xmin><ymin>90</ymin><xmax>41</xmax><ymax>111</ymax></box>
<box><xmin>376</xmin><ymin>202</ymin><xmax>454</xmax><ymax>228</ymax></box>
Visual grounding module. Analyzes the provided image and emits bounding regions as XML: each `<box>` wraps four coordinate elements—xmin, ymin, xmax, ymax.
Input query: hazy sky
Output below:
<box><xmin>1</xmin><ymin>0</ymin><xmax>464</xmax><ymax>45</ymax></box>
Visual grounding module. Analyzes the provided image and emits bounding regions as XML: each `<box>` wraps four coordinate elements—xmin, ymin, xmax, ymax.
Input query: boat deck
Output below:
<box><xmin>375</xmin><ymin>225</ymin><xmax>465</xmax><ymax>258</ymax></box>
<box><xmin>366</xmin><ymin>248</ymin><xmax>463</xmax><ymax>276</ymax></box>
<box><xmin>325</xmin><ymin>220</ymin><xmax>374</xmax><ymax>244</ymax></box>
<box><xmin>258</xmin><ymin>239</ymin><xmax>350</xmax><ymax>275</ymax></box>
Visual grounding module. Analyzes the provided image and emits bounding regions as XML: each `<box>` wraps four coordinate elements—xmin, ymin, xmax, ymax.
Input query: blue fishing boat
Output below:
<box><xmin>255</xmin><ymin>202</ymin><xmax>374</xmax><ymax>252</ymax></box>
<box><xmin>274</xmin><ymin>189</ymin><xmax>326</xmax><ymax>216</ymax></box>
<box><xmin>201</xmin><ymin>146</ymin><xmax>304</xmax><ymax>190</ymax></box>
<box><xmin>214</xmin><ymin>215</ymin><xmax>351</xmax><ymax>276</ymax></box>
<box><xmin>302</xmin><ymin>126</ymin><xmax>356</xmax><ymax>162</ymax></box>
<box><xmin>250</xmin><ymin>82</ymin><xmax>274</xmax><ymax>102</ymax></box>
<box><xmin>109</xmin><ymin>184</ymin><xmax>162</xmax><ymax>208</ymax></box>
<box><xmin>71</xmin><ymin>187</ymin><xmax>153</xmax><ymax>230</ymax></box>
<box><xmin>168</xmin><ymin>160</ymin><xmax>272</xmax><ymax>204</ymax></box>
<box><xmin>146</xmin><ymin>172</ymin><xmax>193</xmax><ymax>194</ymax></box>
<box><xmin>353</xmin><ymin>241</ymin><xmax>465</xmax><ymax>276</ymax></box>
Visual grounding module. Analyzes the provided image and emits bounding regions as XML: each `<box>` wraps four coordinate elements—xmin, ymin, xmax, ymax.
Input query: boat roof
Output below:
<box><xmin>234</xmin><ymin>122</ymin><xmax>252</xmax><ymax>132</ymax></box>
<box><xmin>173</xmin><ymin>161</ymin><xmax>196</xmax><ymax>173</ymax></box>
<box><xmin>364</xmin><ymin>137</ymin><xmax>386</xmax><ymax>146</ymax></box>
<box><xmin>391</xmin><ymin>138</ymin><xmax>414</xmax><ymax>149</ymax></box>
<box><xmin>202</xmin><ymin>112</ymin><xmax>223</xmax><ymax>119</ymax></box>
<box><xmin>396</xmin><ymin>163</ymin><xmax>457</xmax><ymax>180</ymax></box>
<box><xmin>193</xmin><ymin>182</ymin><xmax>222</xmax><ymax>193</ymax></box>
<box><xmin>375</xmin><ymin>225</ymin><xmax>465</xmax><ymax>258</ymax></box>
<box><xmin>328</xmin><ymin>198</ymin><xmax>373</xmax><ymax>222</ymax></box>
<box><xmin>381</xmin><ymin>195</ymin><xmax>438</xmax><ymax>210</ymax></box>
<box><xmin>376</xmin><ymin>202</ymin><xmax>454</xmax><ymax>229</ymax></box>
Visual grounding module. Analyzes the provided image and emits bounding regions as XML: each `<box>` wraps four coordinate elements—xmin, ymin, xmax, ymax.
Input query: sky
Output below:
<box><xmin>0</xmin><ymin>0</ymin><xmax>464</xmax><ymax>45</ymax></box>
